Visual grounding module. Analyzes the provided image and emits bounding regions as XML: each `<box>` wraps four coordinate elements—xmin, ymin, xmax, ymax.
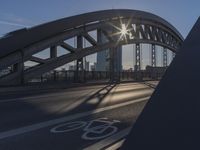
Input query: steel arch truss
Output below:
<box><xmin>0</xmin><ymin>9</ymin><xmax>183</xmax><ymax>85</ymax></box>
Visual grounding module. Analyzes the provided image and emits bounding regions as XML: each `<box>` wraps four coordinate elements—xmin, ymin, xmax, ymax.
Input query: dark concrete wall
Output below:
<box><xmin>122</xmin><ymin>17</ymin><xmax>200</xmax><ymax>150</ymax></box>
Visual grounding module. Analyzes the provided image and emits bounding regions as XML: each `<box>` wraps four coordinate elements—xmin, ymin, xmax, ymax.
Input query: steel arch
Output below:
<box><xmin>0</xmin><ymin>9</ymin><xmax>184</xmax><ymax>85</ymax></box>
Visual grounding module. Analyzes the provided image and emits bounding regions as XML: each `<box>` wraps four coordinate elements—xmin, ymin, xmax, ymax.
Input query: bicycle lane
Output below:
<box><xmin>0</xmin><ymin>98</ymin><xmax>148</xmax><ymax>150</ymax></box>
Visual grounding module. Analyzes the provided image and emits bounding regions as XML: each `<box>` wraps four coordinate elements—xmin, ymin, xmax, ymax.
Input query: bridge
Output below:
<box><xmin>0</xmin><ymin>9</ymin><xmax>183</xmax><ymax>85</ymax></box>
<box><xmin>2</xmin><ymin>9</ymin><xmax>199</xmax><ymax>150</ymax></box>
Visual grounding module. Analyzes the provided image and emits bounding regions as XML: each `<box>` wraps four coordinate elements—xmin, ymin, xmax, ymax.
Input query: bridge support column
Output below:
<box><xmin>75</xmin><ymin>35</ymin><xmax>84</xmax><ymax>83</ymax></box>
<box><xmin>163</xmin><ymin>47</ymin><xmax>168</xmax><ymax>67</ymax></box>
<box><xmin>151</xmin><ymin>44</ymin><xmax>156</xmax><ymax>67</ymax></box>
<box><xmin>14</xmin><ymin>60</ymin><xmax>24</xmax><ymax>84</ymax></box>
<box><xmin>50</xmin><ymin>46</ymin><xmax>57</xmax><ymax>82</ymax></box>
<box><xmin>50</xmin><ymin>46</ymin><xmax>57</xmax><ymax>58</ymax></box>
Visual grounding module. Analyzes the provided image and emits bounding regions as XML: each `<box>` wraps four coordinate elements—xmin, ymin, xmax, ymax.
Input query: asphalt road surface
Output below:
<box><xmin>0</xmin><ymin>81</ymin><xmax>157</xmax><ymax>150</ymax></box>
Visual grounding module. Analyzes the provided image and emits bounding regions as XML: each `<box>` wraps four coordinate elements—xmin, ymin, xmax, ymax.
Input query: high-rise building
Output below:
<box><xmin>96</xmin><ymin>50</ymin><xmax>109</xmax><ymax>71</ymax></box>
<box><xmin>114</xmin><ymin>46</ymin><xmax>122</xmax><ymax>72</ymax></box>
<box><xmin>96</xmin><ymin>29</ymin><xmax>122</xmax><ymax>72</ymax></box>
<box><xmin>85</xmin><ymin>61</ymin><xmax>90</xmax><ymax>71</ymax></box>
<box><xmin>90</xmin><ymin>63</ymin><xmax>96</xmax><ymax>71</ymax></box>
<box><xmin>96</xmin><ymin>47</ymin><xmax>122</xmax><ymax>72</ymax></box>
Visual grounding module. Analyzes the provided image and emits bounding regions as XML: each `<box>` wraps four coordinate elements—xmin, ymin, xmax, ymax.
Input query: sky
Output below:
<box><xmin>0</xmin><ymin>0</ymin><xmax>199</xmax><ymax>69</ymax></box>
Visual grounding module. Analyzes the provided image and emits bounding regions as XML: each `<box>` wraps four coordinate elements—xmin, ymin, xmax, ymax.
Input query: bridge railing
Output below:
<box><xmin>26</xmin><ymin>70</ymin><xmax>165</xmax><ymax>84</ymax></box>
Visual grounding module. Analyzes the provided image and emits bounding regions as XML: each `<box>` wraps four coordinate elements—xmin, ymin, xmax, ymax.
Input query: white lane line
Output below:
<box><xmin>83</xmin><ymin>127</ymin><xmax>131</xmax><ymax>150</ymax></box>
<box><xmin>0</xmin><ymin>97</ymin><xmax>148</xmax><ymax>140</ymax></box>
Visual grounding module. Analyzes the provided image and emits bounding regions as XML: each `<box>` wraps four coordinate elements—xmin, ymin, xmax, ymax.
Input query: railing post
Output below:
<box><xmin>163</xmin><ymin>47</ymin><xmax>168</xmax><ymax>67</ymax></box>
<box><xmin>151</xmin><ymin>44</ymin><xmax>156</xmax><ymax>67</ymax></box>
<box><xmin>135</xmin><ymin>43</ymin><xmax>141</xmax><ymax>71</ymax></box>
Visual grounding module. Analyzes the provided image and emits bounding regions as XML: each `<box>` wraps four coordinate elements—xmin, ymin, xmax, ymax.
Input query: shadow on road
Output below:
<box><xmin>54</xmin><ymin>84</ymin><xmax>117</xmax><ymax>115</ymax></box>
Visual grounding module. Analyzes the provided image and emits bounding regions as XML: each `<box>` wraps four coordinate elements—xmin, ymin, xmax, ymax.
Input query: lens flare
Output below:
<box><xmin>120</xmin><ymin>24</ymin><xmax>128</xmax><ymax>35</ymax></box>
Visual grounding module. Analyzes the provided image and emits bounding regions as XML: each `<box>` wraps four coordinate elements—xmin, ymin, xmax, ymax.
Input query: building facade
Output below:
<box><xmin>96</xmin><ymin>47</ymin><xmax>122</xmax><ymax>72</ymax></box>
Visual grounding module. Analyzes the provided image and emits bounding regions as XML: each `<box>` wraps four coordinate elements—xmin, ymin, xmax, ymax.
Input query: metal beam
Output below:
<box><xmin>101</xmin><ymin>29</ymin><xmax>114</xmax><ymax>42</ymax></box>
<box><xmin>75</xmin><ymin>35</ymin><xmax>84</xmax><ymax>82</ymax></box>
<box><xmin>29</xmin><ymin>56</ymin><xmax>45</xmax><ymax>64</ymax></box>
<box><xmin>0</xmin><ymin>62</ymin><xmax>23</xmax><ymax>85</ymax></box>
<box><xmin>23</xmin><ymin>41</ymin><xmax>118</xmax><ymax>80</ymax></box>
<box><xmin>23</xmin><ymin>22</ymin><xmax>107</xmax><ymax>60</ymax></box>
<box><xmin>50</xmin><ymin>46</ymin><xmax>57</xmax><ymax>58</ymax></box>
<box><xmin>0</xmin><ymin>9</ymin><xmax>183</xmax><ymax>59</ymax></box>
<box><xmin>0</xmin><ymin>51</ymin><xmax>21</xmax><ymax>70</ymax></box>
<box><xmin>60</xmin><ymin>42</ymin><xmax>76</xmax><ymax>53</ymax></box>
<box><xmin>82</xmin><ymin>32</ymin><xmax>97</xmax><ymax>46</ymax></box>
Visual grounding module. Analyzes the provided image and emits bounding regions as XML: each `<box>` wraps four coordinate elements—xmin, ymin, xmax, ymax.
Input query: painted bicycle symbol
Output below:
<box><xmin>50</xmin><ymin>118</ymin><xmax>120</xmax><ymax>140</ymax></box>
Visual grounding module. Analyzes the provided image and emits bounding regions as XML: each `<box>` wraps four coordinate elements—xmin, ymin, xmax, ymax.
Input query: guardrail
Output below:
<box><xmin>27</xmin><ymin>70</ymin><xmax>164</xmax><ymax>84</ymax></box>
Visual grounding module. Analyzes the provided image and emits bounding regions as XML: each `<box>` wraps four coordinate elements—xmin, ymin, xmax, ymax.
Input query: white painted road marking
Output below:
<box><xmin>0</xmin><ymin>97</ymin><xmax>148</xmax><ymax>140</ymax></box>
<box><xmin>83</xmin><ymin>127</ymin><xmax>131</xmax><ymax>150</ymax></box>
<box><xmin>51</xmin><ymin>118</ymin><xmax>120</xmax><ymax>140</ymax></box>
<box><xmin>81</xmin><ymin>118</ymin><xmax>120</xmax><ymax>140</ymax></box>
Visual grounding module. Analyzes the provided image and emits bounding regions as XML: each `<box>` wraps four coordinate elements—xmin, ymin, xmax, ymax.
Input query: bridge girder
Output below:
<box><xmin>0</xmin><ymin>9</ymin><xmax>184</xmax><ymax>85</ymax></box>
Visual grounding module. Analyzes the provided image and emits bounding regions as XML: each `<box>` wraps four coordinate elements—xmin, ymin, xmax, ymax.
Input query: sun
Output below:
<box><xmin>120</xmin><ymin>24</ymin><xmax>128</xmax><ymax>36</ymax></box>
<box><xmin>108</xmin><ymin>20</ymin><xmax>133</xmax><ymax>44</ymax></box>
